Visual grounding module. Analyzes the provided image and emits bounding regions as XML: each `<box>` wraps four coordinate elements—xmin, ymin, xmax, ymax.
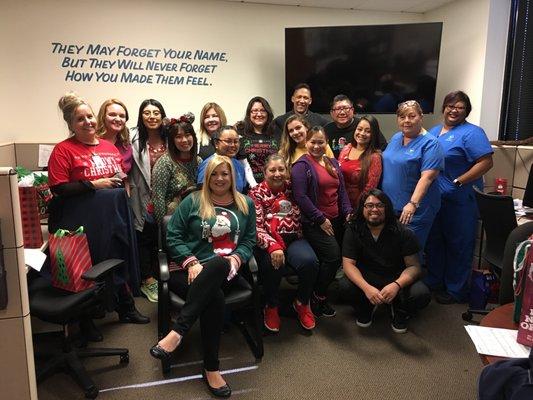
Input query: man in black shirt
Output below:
<box><xmin>324</xmin><ymin>94</ymin><xmax>388</xmax><ymax>158</ymax></box>
<box><xmin>342</xmin><ymin>189</ymin><xmax>430</xmax><ymax>333</ymax></box>
<box><xmin>273</xmin><ymin>83</ymin><xmax>329</xmax><ymax>136</ymax></box>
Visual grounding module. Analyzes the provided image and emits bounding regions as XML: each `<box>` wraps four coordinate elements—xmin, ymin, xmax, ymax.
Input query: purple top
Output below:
<box><xmin>291</xmin><ymin>155</ymin><xmax>352</xmax><ymax>225</ymax></box>
<box><xmin>116</xmin><ymin>142</ymin><xmax>133</xmax><ymax>174</ymax></box>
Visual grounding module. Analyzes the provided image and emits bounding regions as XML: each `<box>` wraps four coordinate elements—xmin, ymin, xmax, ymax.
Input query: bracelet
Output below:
<box><xmin>393</xmin><ymin>281</ymin><xmax>402</xmax><ymax>290</ymax></box>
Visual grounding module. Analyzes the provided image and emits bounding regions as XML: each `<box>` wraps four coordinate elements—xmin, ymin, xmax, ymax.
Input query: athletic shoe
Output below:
<box><xmin>311</xmin><ymin>295</ymin><xmax>337</xmax><ymax>318</ymax></box>
<box><xmin>140</xmin><ymin>280</ymin><xmax>158</xmax><ymax>303</ymax></box>
<box><xmin>390</xmin><ymin>305</ymin><xmax>408</xmax><ymax>334</ymax></box>
<box><xmin>293</xmin><ymin>301</ymin><xmax>316</xmax><ymax>330</ymax></box>
<box><xmin>264</xmin><ymin>306</ymin><xmax>280</xmax><ymax>332</ymax></box>
<box><xmin>356</xmin><ymin>305</ymin><xmax>377</xmax><ymax>328</ymax></box>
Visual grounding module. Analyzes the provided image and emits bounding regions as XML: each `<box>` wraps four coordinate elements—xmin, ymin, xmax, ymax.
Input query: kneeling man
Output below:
<box><xmin>342</xmin><ymin>189</ymin><xmax>430</xmax><ymax>333</ymax></box>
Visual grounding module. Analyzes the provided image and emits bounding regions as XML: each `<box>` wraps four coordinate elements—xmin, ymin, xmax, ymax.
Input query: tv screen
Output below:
<box><xmin>285</xmin><ymin>23</ymin><xmax>443</xmax><ymax>114</ymax></box>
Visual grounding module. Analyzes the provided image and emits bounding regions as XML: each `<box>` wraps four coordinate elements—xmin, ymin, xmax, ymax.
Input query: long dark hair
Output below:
<box><xmin>306</xmin><ymin>126</ymin><xmax>338</xmax><ymax>179</ymax></box>
<box><xmin>242</xmin><ymin>96</ymin><xmax>274</xmax><ymax>135</ymax></box>
<box><xmin>355</xmin><ymin>188</ymin><xmax>396</xmax><ymax>227</ymax></box>
<box><xmin>351</xmin><ymin>115</ymin><xmax>382</xmax><ymax>191</ymax></box>
<box><xmin>136</xmin><ymin>99</ymin><xmax>167</xmax><ymax>154</ymax></box>
<box><xmin>164</xmin><ymin>120</ymin><xmax>198</xmax><ymax>164</ymax></box>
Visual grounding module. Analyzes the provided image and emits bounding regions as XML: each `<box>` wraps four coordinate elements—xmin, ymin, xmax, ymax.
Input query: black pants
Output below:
<box><xmin>340</xmin><ymin>274</ymin><xmax>431</xmax><ymax>316</ymax></box>
<box><xmin>302</xmin><ymin>217</ymin><xmax>344</xmax><ymax>297</ymax></box>
<box><xmin>255</xmin><ymin>239</ymin><xmax>319</xmax><ymax>307</ymax></box>
<box><xmin>168</xmin><ymin>257</ymin><xmax>232</xmax><ymax>371</ymax></box>
<box><xmin>136</xmin><ymin>216</ymin><xmax>158</xmax><ymax>281</ymax></box>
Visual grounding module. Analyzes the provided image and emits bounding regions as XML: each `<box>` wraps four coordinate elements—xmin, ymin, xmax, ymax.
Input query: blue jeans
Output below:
<box><xmin>255</xmin><ymin>239</ymin><xmax>319</xmax><ymax>307</ymax></box>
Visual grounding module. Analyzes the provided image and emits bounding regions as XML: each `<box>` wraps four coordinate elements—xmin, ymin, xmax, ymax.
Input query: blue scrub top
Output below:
<box><xmin>382</xmin><ymin>131</ymin><xmax>444</xmax><ymax>213</ymax></box>
<box><xmin>428</xmin><ymin>122</ymin><xmax>493</xmax><ymax>198</ymax></box>
<box><xmin>197</xmin><ymin>155</ymin><xmax>247</xmax><ymax>193</ymax></box>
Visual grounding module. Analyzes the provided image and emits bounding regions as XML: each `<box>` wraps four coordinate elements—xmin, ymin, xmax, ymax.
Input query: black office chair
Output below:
<box><xmin>474</xmin><ymin>186</ymin><xmax>517</xmax><ymax>273</ymax></box>
<box><xmin>462</xmin><ymin>221</ymin><xmax>533</xmax><ymax>322</ymax></box>
<box><xmin>157</xmin><ymin>216</ymin><xmax>263</xmax><ymax>374</ymax></box>
<box><xmin>31</xmin><ymin>259</ymin><xmax>129</xmax><ymax>399</ymax></box>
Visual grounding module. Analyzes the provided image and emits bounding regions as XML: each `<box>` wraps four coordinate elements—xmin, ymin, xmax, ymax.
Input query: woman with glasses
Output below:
<box><xmin>425</xmin><ymin>91</ymin><xmax>493</xmax><ymax>304</ymax></box>
<box><xmin>197</xmin><ymin>126</ymin><xmax>247</xmax><ymax>193</ymax></box>
<box><xmin>129</xmin><ymin>99</ymin><xmax>167</xmax><ymax>303</ymax></box>
<box><xmin>381</xmin><ymin>100</ymin><xmax>444</xmax><ymax>250</ymax></box>
<box><xmin>235</xmin><ymin>96</ymin><xmax>280</xmax><ymax>183</ymax></box>
<box><xmin>338</xmin><ymin>115</ymin><xmax>383</xmax><ymax>209</ymax></box>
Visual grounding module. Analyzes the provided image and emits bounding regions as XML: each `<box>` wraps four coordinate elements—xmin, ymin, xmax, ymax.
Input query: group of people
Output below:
<box><xmin>46</xmin><ymin>83</ymin><xmax>493</xmax><ymax>398</ymax></box>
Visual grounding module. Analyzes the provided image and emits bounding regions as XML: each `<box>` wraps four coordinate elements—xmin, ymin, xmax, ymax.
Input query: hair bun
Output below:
<box><xmin>179</xmin><ymin>112</ymin><xmax>195</xmax><ymax>124</ymax></box>
<box><xmin>58</xmin><ymin>91</ymin><xmax>81</xmax><ymax>112</ymax></box>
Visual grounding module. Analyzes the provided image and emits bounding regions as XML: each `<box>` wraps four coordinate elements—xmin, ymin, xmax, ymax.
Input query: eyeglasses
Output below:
<box><xmin>363</xmin><ymin>202</ymin><xmax>385</xmax><ymax>210</ymax></box>
<box><xmin>142</xmin><ymin>110</ymin><xmax>161</xmax><ymax>117</ymax></box>
<box><xmin>331</xmin><ymin>106</ymin><xmax>353</xmax><ymax>113</ymax></box>
<box><xmin>250</xmin><ymin>109</ymin><xmax>267</xmax><ymax>115</ymax></box>
<box><xmin>217</xmin><ymin>139</ymin><xmax>240</xmax><ymax>145</ymax></box>
<box><xmin>445</xmin><ymin>105</ymin><xmax>466</xmax><ymax>112</ymax></box>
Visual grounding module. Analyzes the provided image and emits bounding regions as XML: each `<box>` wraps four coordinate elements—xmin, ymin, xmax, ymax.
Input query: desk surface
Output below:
<box><xmin>480</xmin><ymin>303</ymin><xmax>519</xmax><ymax>364</ymax></box>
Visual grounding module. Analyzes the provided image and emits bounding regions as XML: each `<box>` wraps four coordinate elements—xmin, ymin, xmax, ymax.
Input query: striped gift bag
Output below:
<box><xmin>49</xmin><ymin>227</ymin><xmax>94</xmax><ymax>293</ymax></box>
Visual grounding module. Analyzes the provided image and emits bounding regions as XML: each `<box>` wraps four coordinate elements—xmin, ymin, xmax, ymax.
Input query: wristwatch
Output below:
<box><xmin>453</xmin><ymin>178</ymin><xmax>463</xmax><ymax>187</ymax></box>
<box><xmin>408</xmin><ymin>200</ymin><xmax>420</xmax><ymax>209</ymax></box>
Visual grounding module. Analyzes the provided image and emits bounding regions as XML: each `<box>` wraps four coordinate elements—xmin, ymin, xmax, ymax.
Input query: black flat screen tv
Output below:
<box><xmin>285</xmin><ymin>22</ymin><xmax>443</xmax><ymax>114</ymax></box>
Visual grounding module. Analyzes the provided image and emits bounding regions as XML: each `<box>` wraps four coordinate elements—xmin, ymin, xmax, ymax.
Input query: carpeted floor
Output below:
<box><xmin>35</xmin><ymin>282</ymin><xmax>483</xmax><ymax>400</ymax></box>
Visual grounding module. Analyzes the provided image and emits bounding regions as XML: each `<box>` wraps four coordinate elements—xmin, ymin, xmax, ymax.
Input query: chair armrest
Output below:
<box><xmin>158</xmin><ymin>251</ymin><xmax>170</xmax><ymax>282</ymax></box>
<box><xmin>82</xmin><ymin>259</ymin><xmax>124</xmax><ymax>281</ymax></box>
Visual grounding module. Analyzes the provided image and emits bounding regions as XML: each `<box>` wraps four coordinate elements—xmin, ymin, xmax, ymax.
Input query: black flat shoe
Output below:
<box><xmin>435</xmin><ymin>291</ymin><xmax>457</xmax><ymax>305</ymax></box>
<box><xmin>202</xmin><ymin>370</ymin><xmax>231</xmax><ymax>398</ymax></box>
<box><xmin>150</xmin><ymin>344</ymin><xmax>172</xmax><ymax>361</ymax></box>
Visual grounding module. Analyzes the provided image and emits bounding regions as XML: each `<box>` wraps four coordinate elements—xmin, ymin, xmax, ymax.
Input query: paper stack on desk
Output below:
<box><xmin>465</xmin><ymin>325</ymin><xmax>531</xmax><ymax>358</ymax></box>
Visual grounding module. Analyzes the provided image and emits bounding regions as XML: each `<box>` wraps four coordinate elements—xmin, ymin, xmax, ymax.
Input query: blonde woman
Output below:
<box><xmin>96</xmin><ymin>99</ymin><xmax>133</xmax><ymax>173</ymax></box>
<box><xmin>150</xmin><ymin>155</ymin><xmax>256</xmax><ymax>398</ymax></box>
<box><xmin>198</xmin><ymin>102</ymin><xmax>227</xmax><ymax>160</ymax></box>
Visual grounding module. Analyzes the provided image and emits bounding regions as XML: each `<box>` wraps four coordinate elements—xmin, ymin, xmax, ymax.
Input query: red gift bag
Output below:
<box><xmin>18</xmin><ymin>186</ymin><xmax>43</xmax><ymax>248</ymax></box>
<box><xmin>49</xmin><ymin>227</ymin><xmax>94</xmax><ymax>293</ymax></box>
<box><xmin>517</xmin><ymin>238</ymin><xmax>533</xmax><ymax>347</ymax></box>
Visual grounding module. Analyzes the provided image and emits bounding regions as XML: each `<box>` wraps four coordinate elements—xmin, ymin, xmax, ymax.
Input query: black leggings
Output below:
<box><xmin>168</xmin><ymin>256</ymin><xmax>231</xmax><ymax>371</ymax></box>
<box><xmin>302</xmin><ymin>217</ymin><xmax>345</xmax><ymax>297</ymax></box>
<box><xmin>136</xmin><ymin>217</ymin><xmax>158</xmax><ymax>281</ymax></box>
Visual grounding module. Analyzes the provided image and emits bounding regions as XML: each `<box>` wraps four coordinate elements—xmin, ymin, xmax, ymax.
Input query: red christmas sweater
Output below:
<box><xmin>248</xmin><ymin>180</ymin><xmax>302</xmax><ymax>253</ymax></box>
<box><xmin>48</xmin><ymin>137</ymin><xmax>124</xmax><ymax>186</ymax></box>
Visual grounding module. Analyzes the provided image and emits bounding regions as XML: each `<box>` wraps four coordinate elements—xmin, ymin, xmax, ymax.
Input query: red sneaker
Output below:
<box><xmin>264</xmin><ymin>306</ymin><xmax>280</xmax><ymax>332</ymax></box>
<box><xmin>293</xmin><ymin>301</ymin><xmax>316</xmax><ymax>330</ymax></box>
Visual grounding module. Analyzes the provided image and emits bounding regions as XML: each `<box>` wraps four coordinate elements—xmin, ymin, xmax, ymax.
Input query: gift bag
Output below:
<box><xmin>517</xmin><ymin>238</ymin><xmax>533</xmax><ymax>347</ymax></box>
<box><xmin>35</xmin><ymin>183</ymin><xmax>52</xmax><ymax>219</ymax></box>
<box><xmin>18</xmin><ymin>186</ymin><xmax>43</xmax><ymax>248</ymax></box>
<box><xmin>49</xmin><ymin>227</ymin><xmax>94</xmax><ymax>293</ymax></box>
<box><xmin>513</xmin><ymin>237</ymin><xmax>532</xmax><ymax>322</ymax></box>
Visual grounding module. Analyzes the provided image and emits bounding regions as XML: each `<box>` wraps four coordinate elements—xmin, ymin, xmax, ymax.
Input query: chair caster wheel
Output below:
<box><xmin>120</xmin><ymin>354</ymin><xmax>129</xmax><ymax>364</ymax></box>
<box><xmin>462</xmin><ymin>312</ymin><xmax>473</xmax><ymax>321</ymax></box>
<box><xmin>85</xmin><ymin>386</ymin><xmax>99</xmax><ymax>399</ymax></box>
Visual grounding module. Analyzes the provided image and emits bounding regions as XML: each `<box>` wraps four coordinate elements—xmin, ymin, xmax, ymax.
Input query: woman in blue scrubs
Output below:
<box><xmin>425</xmin><ymin>91</ymin><xmax>493</xmax><ymax>304</ymax></box>
<box><xmin>382</xmin><ymin>100</ymin><xmax>444</xmax><ymax>250</ymax></box>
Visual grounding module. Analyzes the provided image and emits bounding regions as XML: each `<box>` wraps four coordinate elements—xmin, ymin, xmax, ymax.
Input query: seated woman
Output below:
<box><xmin>197</xmin><ymin>126</ymin><xmax>247</xmax><ymax>192</ymax></box>
<box><xmin>152</xmin><ymin>113</ymin><xmax>201</xmax><ymax>224</ymax></box>
<box><xmin>279</xmin><ymin>114</ymin><xmax>334</xmax><ymax>166</ymax></box>
<box><xmin>235</xmin><ymin>96</ymin><xmax>280</xmax><ymax>183</ymax></box>
<box><xmin>338</xmin><ymin>115</ymin><xmax>383</xmax><ymax>209</ymax></box>
<box><xmin>48</xmin><ymin>92</ymin><xmax>149</xmax><ymax>328</ymax></box>
<box><xmin>96</xmin><ymin>98</ymin><xmax>133</xmax><ymax>174</ymax></box>
<box><xmin>248</xmin><ymin>154</ymin><xmax>319</xmax><ymax>331</ymax></box>
<box><xmin>150</xmin><ymin>155</ymin><xmax>256</xmax><ymax>398</ymax></box>
<box><xmin>291</xmin><ymin>126</ymin><xmax>352</xmax><ymax>318</ymax></box>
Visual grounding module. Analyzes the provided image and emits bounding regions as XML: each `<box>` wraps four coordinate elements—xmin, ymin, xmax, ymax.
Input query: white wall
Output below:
<box><xmin>424</xmin><ymin>0</ymin><xmax>510</xmax><ymax>139</ymax></box>
<box><xmin>0</xmin><ymin>0</ymin><xmax>509</xmax><ymax>144</ymax></box>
